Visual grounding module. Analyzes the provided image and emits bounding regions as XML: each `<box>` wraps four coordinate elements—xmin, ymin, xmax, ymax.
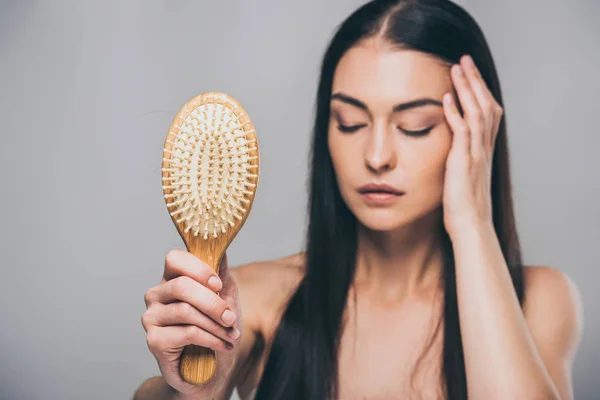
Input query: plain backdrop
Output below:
<box><xmin>0</xmin><ymin>0</ymin><xmax>598</xmax><ymax>399</ymax></box>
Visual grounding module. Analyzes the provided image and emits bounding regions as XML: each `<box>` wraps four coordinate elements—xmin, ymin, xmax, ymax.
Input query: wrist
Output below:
<box><xmin>447</xmin><ymin>218</ymin><xmax>495</xmax><ymax>245</ymax></box>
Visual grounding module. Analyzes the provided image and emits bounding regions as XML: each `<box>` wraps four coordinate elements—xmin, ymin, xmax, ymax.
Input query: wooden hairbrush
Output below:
<box><xmin>161</xmin><ymin>92</ymin><xmax>259</xmax><ymax>384</ymax></box>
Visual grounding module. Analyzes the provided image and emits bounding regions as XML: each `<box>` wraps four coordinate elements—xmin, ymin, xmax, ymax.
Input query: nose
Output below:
<box><xmin>364</xmin><ymin>123</ymin><xmax>396</xmax><ymax>174</ymax></box>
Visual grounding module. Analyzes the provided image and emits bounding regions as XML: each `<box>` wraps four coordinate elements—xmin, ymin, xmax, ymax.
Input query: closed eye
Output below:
<box><xmin>337</xmin><ymin>123</ymin><xmax>367</xmax><ymax>133</ymax></box>
<box><xmin>400</xmin><ymin>126</ymin><xmax>434</xmax><ymax>137</ymax></box>
<box><xmin>337</xmin><ymin>124</ymin><xmax>434</xmax><ymax>136</ymax></box>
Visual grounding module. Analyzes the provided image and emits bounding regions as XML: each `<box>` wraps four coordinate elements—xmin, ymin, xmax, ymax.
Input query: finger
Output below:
<box><xmin>219</xmin><ymin>276</ymin><xmax>242</xmax><ymax>334</ymax></box>
<box><xmin>146</xmin><ymin>325</ymin><xmax>233</xmax><ymax>355</ymax></box>
<box><xmin>460</xmin><ymin>55</ymin><xmax>498</xmax><ymax>153</ymax></box>
<box><xmin>443</xmin><ymin>93</ymin><xmax>470</xmax><ymax>155</ymax></box>
<box><xmin>163</xmin><ymin>249</ymin><xmax>223</xmax><ymax>292</ymax></box>
<box><xmin>145</xmin><ymin>302</ymin><xmax>241</xmax><ymax>344</ymax></box>
<box><xmin>217</xmin><ymin>252</ymin><xmax>230</xmax><ymax>289</ymax></box>
<box><xmin>146</xmin><ymin>275</ymin><xmax>237</xmax><ymax>327</ymax></box>
<box><xmin>451</xmin><ymin>64</ymin><xmax>484</xmax><ymax>158</ymax></box>
<box><xmin>490</xmin><ymin>110</ymin><xmax>503</xmax><ymax>155</ymax></box>
<box><xmin>219</xmin><ymin>257</ymin><xmax>240</xmax><ymax>303</ymax></box>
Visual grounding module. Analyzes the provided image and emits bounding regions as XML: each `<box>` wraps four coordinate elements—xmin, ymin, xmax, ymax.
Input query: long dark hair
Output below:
<box><xmin>255</xmin><ymin>1</ymin><xmax>525</xmax><ymax>398</ymax></box>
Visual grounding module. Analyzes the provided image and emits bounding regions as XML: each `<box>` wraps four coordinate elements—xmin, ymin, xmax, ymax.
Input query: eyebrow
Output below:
<box><xmin>331</xmin><ymin>92</ymin><xmax>443</xmax><ymax>113</ymax></box>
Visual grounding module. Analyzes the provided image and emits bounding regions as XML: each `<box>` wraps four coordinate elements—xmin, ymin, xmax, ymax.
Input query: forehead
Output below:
<box><xmin>332</xmin><ymin>41</ymin><xmax>452</xmax><ymax>108</ymax></box>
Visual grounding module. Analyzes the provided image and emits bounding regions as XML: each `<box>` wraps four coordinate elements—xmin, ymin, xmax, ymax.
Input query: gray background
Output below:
<box><xmin>0</xmin><ymin>0</ymin><xmax>598</xmax><ymax>399</ymax></box>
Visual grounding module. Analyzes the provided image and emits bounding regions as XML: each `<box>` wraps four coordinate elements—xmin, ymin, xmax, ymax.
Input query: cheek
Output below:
<box><xmin>406</xmin><ymin>133</ymin><xmax>452</xmax><ymax>195</ymax></box>
<box><xmin>328</xmin><ymin>130</ymin><xmax>356</xmax><ymax>180</ymax></box>
<box><xmin>327</xmin><ymin>131</ymin><xmax>341</xmax><ymax>172</ymax></box>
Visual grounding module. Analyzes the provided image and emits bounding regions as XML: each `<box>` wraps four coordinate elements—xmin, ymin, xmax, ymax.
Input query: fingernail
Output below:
<box><xmin>444</xmin><ymin>93</ymin><xmax>453</xmax><ymax>105</ymax></box>
<box><xmin>463</xmin><ymin>55</ymin><xmax>474</xmax><ymax>68</ymax></box>
<box><xmin>221</xmin><ymin>309</ymin><xmax>236</xmax><ymax>325</ymax></box>
<box><xmin>453</xmin><ymin>65</ymin><xmax>463</xmax><ymax>77</ymax></box>
<box><xmin>207</xmin><ymin>276</ymin><xmax>222</xmax><ymax>292</ymax></box>
<box><xmin>228</xmin><ymin>327</ymin><xmax>240</xmax><ymax>340</ymax></box>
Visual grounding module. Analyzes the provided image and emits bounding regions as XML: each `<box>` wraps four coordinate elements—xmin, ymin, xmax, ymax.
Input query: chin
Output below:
<box><xmin>354</xmin><ymin>209</ymin><xmax>412</xmax><ymax>232</ymax></box>
<box><xmin>352</xmin><ymin>204</ymin><xmax>443</xmax><ymax>233</ymax></box>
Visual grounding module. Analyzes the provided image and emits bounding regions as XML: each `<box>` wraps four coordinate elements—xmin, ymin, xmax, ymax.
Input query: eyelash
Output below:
<box><xmin>337</xmin><ymin>124</ymin><xmax>433</xmax><ymax>137</ymax></box>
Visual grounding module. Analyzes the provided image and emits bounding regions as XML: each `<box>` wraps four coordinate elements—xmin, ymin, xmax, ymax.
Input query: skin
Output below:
<box><xmin>136</xmin><ymin>37</ymin><xmax>583</xmax><ymax>400</ymax></box>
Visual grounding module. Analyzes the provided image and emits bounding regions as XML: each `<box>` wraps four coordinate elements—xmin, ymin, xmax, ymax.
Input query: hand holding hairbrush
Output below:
<box><xmin>161</xmin><ymin>92</ymin><xmax>259</xmax><ymax>385</ymax></box>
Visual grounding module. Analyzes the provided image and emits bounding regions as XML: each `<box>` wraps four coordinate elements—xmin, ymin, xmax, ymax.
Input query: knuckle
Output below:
<box><xmin>164</xmin><ymin>250</ymin><xmax>176</xmax><ymax>267</ymax></box>
<box><xmin>144</xmin><ymin>289</ymin><xmax>154</xmax><ymax>307</ymax></box>
<box><xmin>165</xmin><ymin>249</ymin><xmax>182</xmax><ymax>263</ymax></box>
<box><xmin>478</xmin><ymin>115</ymin><xmax>485</xmax><ymax>127</ymax></box>
<box><xmin>184</xmin><ymin>325</ymin><xmax>200</xmax><ymax>343</ymax></box>
<box><xmin>480</xmin><ymin>101</ymin><xmax>493</xmax><ymax>115</ymax></box>
<box><xmin>141</xmin><ymin>310</ymin><xmax>154</xmax><ymax>330</ymax></box>
<box><xmin>458</xmin><ymin>121</ymin><xmax>469</xmax><ymax>133</ymax></box>
<box><xmin>472</xmin><ymin>109</ymin><xmax>484</xmax><ymax>124</ymax></box>
<box><xmin>146</xmin><ymin>329</ymin><xmax>161</xmax><ymax>351</ymax></box>
<box><xmin>171</xmin><ymin>276</ymin><xmax>191</xmax><ymax>298</ymax></box>
<box><xmin>164</xmin><ymin>249</ymin><xmax>183</xmax><ymax>272</ymax></box>
<box><xmin>175</xmin><ymin>302</ymin><xmax>193</xmax><ymax>320</ymax></box>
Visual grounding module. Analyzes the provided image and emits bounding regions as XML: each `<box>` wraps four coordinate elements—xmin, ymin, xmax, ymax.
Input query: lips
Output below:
<box><xmin>357</xmin><ymin>183</ymin><xmax>404</xmax><ymax>195</ymax></box>
<box><xmin>357</xmin><ymin>183</ymin><xmax>404</xmax><ymax>206</ymax></box>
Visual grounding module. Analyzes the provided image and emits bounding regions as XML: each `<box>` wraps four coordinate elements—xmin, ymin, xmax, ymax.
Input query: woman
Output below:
<box><xmin>136</xmin><ymin>0</ymin><xmax>582</xmax><ymax>399</ymax></box>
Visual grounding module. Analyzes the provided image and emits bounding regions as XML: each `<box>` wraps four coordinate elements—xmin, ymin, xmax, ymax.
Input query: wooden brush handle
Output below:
<box><xmin>179</xmin><ymin>345</ymin><xmax>217</xmax><ymax>384</ymax></box>
<box><xmin>178</xmin><ymin>242</ymin><xmax>224</xmax><ymax>385</ymax></box>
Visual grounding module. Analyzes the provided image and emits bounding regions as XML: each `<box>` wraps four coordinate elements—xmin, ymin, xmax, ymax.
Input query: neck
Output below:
<box><xmin>352</xmin><ymin>209</ymin><xmax>446</xmax><ymax>304</ymax></box>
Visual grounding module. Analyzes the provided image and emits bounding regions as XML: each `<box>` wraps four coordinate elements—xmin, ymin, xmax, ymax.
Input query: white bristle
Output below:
<box><xmin>162</xmin><ymin>98</ymin><xmax>258</xmax><ymax>239</ymax></box>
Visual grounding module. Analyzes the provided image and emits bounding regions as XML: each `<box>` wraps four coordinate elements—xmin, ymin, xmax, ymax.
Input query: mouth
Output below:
<box><xmin>357</xmin><ymin>183</ymin><xmax>405</xmax><ymax>205</ymax></box>
<box><xmin>358</xmin><ymin>183</ymin><xmax>404</xmax><ymax>195</ymax></box>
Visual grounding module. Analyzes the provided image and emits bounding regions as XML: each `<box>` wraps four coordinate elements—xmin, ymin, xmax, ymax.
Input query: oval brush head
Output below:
<box><xmin>161</xmin><ymin>92</ymin><xmax>259</xmax><ymax>384</ymax></box>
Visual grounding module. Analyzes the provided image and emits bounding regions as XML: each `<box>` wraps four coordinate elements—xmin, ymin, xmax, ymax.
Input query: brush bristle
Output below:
<box><xmin>162</xmin><ymin>94</ymin><xmax>258</xmax><ymax>239</ymax></box>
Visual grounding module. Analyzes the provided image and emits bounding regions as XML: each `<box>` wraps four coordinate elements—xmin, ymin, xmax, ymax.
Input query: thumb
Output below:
<box><xmin>217</xmin><ymin>251</ymin><xmax>229</xmax><ymax>279</ymax></box>
<box><xmin>216</xmin><ymin>253</ymin><xmax>242</xmax><ymax>337</ymax></box>
<box><xmin>217</xmin><ymin>252</ymin><xmax>235</xmax><ymax>296</ymax></box>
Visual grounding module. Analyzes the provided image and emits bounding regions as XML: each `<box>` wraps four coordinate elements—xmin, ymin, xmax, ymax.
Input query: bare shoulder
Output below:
<box><xmin>522</xmin><ymin>265</ymin><xmax>583</xmax><ymax>320</ymax></box>
<box><xmin>522</xmin><ymin>265</ymin><xmax>584</xmax><ymax>359</ymax></box>
<box><xmin>230</xmin><ymin>252</ymin><xmax>306</xmax><ymax>331</ymax></box>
